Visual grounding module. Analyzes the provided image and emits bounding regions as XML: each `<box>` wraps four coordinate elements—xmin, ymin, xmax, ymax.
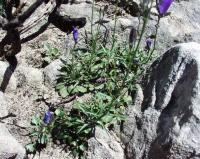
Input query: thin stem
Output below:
<box><xmin>71</xmin><ymin>43</ymin><xmax>77</xmax><ymax>79</ymax></box>
<box><xmin>89</xmin><ymin>0</ymin><xmax>97</xmax><ymax>72</ymax></box>
<box><xmin>111</xmin><ymin>2</ymin><xmax>119</xmax><ymax>51</ymax></box>
<box><xmin>142</xmin><ymin>16</ymin><xmax>160</xmax><ymax>64</ymax></box>
<box><xmin>133</xmin><ymin>1</ymin><xmax>154</xmax><ymax>53</ymax></box>
<box><xmin>91</xmin><ymin>0</ymin><xmax>95</xmax><ymax>37</ymax></box>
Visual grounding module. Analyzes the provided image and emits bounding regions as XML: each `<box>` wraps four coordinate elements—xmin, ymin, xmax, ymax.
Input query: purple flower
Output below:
<box><xmin>129</xmin><ymin>27</ymin><xmax>137</xmax><ymax>47</ymax></box>
<box><xmin>43</xmin><ymin>111</ymin><xmax>53</xmax><ymax>124</ymax></box>
<box><xmin>146</xmin><ymin>38</ymin><xmax>152</xmax><ymax>50</ymax></box>
<box><xmin>158</xmin><ymin>0</ymin><xmax>173</xmax><ymax>15</ymax></box>
<box><xmin>73</xmin><ymin>26</ymin><xmax>78</xmax><ymax>43</ymax></box>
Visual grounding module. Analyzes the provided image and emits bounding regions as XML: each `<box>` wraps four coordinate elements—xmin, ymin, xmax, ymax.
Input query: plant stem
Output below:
<box><xmin>111</xmin><ymin>2</ymin><xmax>119</xmax><ymax>51</ymax></box>
<box><xmin>133</xmin><ymin>1</ymin><xmax>154</xmax><ymax>53</ymax></box>
<box><xmin>142</xmin><ymin>16</ymin><xmax>160</xmax><ymax>64</ymax></box>
<box><xmin>91</xmin><ymin>0</ymin><xmax>95</xmax><ymax>37</ymax></box>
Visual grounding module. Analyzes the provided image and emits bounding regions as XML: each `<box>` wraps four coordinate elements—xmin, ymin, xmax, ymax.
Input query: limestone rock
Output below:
<box><xmin>0</xmin><ymin>124</ymin><xmax>26</xmax><ymax>159</ymax></box>
<box><xmin>154</xmin><ymin>0</ymin><xmax>200</xmax><ymax>53</ymax></box>
<box><xmin>121</xmin><ymin>42</ymin><xmax>200</xmax><ymax>159</ymax></box>
<box><xmin>119</xmin><ymin>85</ymin><xmax>143</xmax><ymax>145</ymax></box>
<box><xmin>87</xmin><ymin>127</ymin><xmax>125</xmax><ymax>159</ymax></box>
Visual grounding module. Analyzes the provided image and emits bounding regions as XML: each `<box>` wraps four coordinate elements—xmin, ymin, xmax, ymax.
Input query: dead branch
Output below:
<box><xmin>0</xmin><ymin>0</ymin><xmax>86</xmax><ymax>59</ymax></box>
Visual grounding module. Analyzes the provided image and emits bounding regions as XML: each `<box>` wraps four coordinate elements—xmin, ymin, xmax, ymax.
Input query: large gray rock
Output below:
<box><xmin>87</xmin><ymin>127</ymin><xmax>125</xmax><ymax>159</ymax></box>
<box><xmin>121</xmin><ymin>42</ymin><xmax>200</xmax><ymax>159</ymax></box>
<box><xmin>154</xmin><ymin>0</ymin><xmax>200</xmax><ymax>54</ymax></box>
<box><xmin>0</xmin><ymin>124</ymin><xmax>26</xmax><ymax>159</ymax></box>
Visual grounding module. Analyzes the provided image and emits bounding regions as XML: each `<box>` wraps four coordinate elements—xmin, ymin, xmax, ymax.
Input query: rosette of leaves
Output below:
<box><xmin>42</xmin><ymin>43</ymin><xmax>60</xmax><ymax>66</ymax></box>
<box><xmin>56</xmin><ymin>40</ymin><xmax>146</xmax><ymax>100</ymax></box>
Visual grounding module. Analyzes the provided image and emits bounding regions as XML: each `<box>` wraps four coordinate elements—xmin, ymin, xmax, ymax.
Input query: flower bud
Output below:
<box><xmin>129</xmin><ymin>27</ymin><xmax>137</xmax><ymax>48</ymax></box>
<box><xmin>145</xmin><ymin>38</ymin><xmax>152</xmax><ymax>50</ymax></box>
<box><xmin>73</xmin><ymin>26</ymin><xmax>78</xmax><ymax>43</ymax></box>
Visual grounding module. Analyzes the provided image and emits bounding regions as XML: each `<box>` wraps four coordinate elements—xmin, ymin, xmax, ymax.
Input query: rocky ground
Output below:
<box><xmin>0</xmin><ymin>0</ymin><xmax>200</xmax><ymax>159</ymax></box>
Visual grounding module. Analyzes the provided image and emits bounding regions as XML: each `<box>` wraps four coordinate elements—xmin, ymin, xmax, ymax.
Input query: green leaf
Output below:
<box><xmin>96</xmin><ymin>121</ymin><xmax>105</xmax><ymax>128</ymax></box>
<box><xmin>123</xmin><ymin>95</ymin><xmax>132</xmax><ymax>104</ymax></box>
<box><xmin>56</xmin><ymin>83</ymin><xmax>65</xmax><ymax>90</ymax></box>
<box><xmin>25</xmin><ymin>143</ymin><xmax>36</xmax><ymax>153</ymax></box>
<box><xmin>76</xmin><ymin>86</ymin><xmax>87</xmax><ymax>93</ymax></box>
<box><xmin>67</xmin><ymin>85</ymin><xmax>75</xmax><ymax>93</ymax></box>
<box><xmin>71</xmin><ymin>141</ymin><xmax>77</xmax><ymax>146</ymax></box>
<box><xmin>40</xmin><ymin>134</ymin><xmax>49</xmax><ymax>144</ymax></box>
<box><xmin>101</xmin><ymin>115</ymin><xmax>114</xmax><ymax>124</ymax></box>
<box><xmin>31</xmin><ymin>115</ymin><xmax>41</xmax><ymax>126</ymax></box>
<box><xmin>88</xmin><ymin>84</ymin><xmax>94</xmax><ymax>91</ymax></box>
<box><xmin>52</xmin><ymin>48</ymin><xmax>59</xmax><ymax>55</ymax></box>
<box><xmin>59</xmin><ymin>87</ymin><xmax>69</xmax><ymax>98</ymax></box>
<box><xmin>30</xmin><ymin>131</ymin><xmax>39</xmax><ymax>137</ymax></box>
<box><xmin>44</xmin><ymin>43</ymin><xmax>51</xmax><ymax>52</ymax></box>
<box><xmin>84</xmin><ymin>128</ymin><xmax>91</xmax><ymax>134</ymax></box>
<box><xmin>77</xmin><ymin>123</ymin><xmax>89</xmax><ymax>134</ymax></box>
<box><xmin>79</xmin><ymin>144</ymin><xmax>86</xmax><ymax>151</ymax></box>
<box><xmin>95</xmin><ymin>84</ymin><xmax>104</xmax><ymax>90</ymax></box>
<box><xmin>44</xmin><ymin>57</ymin><xmax>51</xmax><ymax>64</ymax></box>
<box><xmin>55</xmin><ymin>109</ymin><xmax>65</xmax><ymax>117</ymax></box>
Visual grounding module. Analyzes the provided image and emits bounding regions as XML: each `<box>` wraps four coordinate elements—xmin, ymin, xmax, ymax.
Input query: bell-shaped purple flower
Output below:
<box><xmin>43</xmin><ymin>111</ymin><xmax>53</xmax><ymax>124</ymax></box>
<box><xmin>146</xmin><ymin>38</ymin><xmax>152</xmax><ymax>50</ymax></box>
<box><xmin>158</xmin><ymin>0</ymin><xmax>174</xmax><ymax>15</ymax></box>
<box><xmin>73</xmin><ymin>26</ymin><xmax>78</xmax><ymax>43</ymax></box>
<box><xmin>129</xmin><ymin>27</ymin><xmax>137</xmax><ymax>48</ymax></box>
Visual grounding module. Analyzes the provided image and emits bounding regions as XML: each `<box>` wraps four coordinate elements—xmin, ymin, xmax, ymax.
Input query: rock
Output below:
<box><xmin>43</xmin><ymin>59</ymin><xmax>63</xmax><ymax>86</ymax></box>
<box><xmin>0</xmin><ymin>123</ymin><xmax>26</xmax><ymax>159</ymax></box>
<box><xmin>72</xmin><ymin>0</ymin><xmax>87</xmax><ymax>4</ymax></box>
<box><xmin>0</xmin><ymin>91</ymin><xmax>8</xmax><ymax>117</ymax></box>
<box><xmin>119</xmin><ymin>85</ymin><xmax>143</xmax><ymax>145</ymax></box>
<box><xmin>106</xmin><ymin>0</ymin><xmax>140</xmax><ymax>16</ymax></box>
<box><xmin>16</xmin><ymin>66</ymin><xmax>43</xmax><ymax>89</ymax></box>
<box><xmin>153</xmin><ymin>0</ymin><xmax>200</xmax><ymax>54</ymax></box>
<box><xmin>87</xmin><ymin>127</ymin><xmax>125</xmax><ymax>159</ymax></box>
<box><xmin>0</xmin><ymin>61</ymin><xmax>17</xmax><ymax>93</ymax></box>
<box><xmin>117</xmin><ymin>18</ymin><xmax>135</xmax><ymax>29</ymax></box>
<box><xmin>121</xmin><ymin>42</ymin><xmax>200</xmax><ymax>159</ymax></box>
<box><xmin>85</xmin><ymin>0</ymin><xmax>93</xmax><ymax>4</ymax></box>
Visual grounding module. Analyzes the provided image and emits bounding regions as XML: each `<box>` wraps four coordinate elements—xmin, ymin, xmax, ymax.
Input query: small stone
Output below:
<box><xmin>43</xmin><ymin>59</ymin><xmax>63</xmax><ymax>86</ymax></box>
<box><xmin>118</xmin><ymin>18</ymin><xmax>133</xmax><ymax>29</ymax></box>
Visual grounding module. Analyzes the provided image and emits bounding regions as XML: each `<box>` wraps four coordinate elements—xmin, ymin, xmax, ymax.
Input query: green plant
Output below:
<box><xmin>26</xmin><ymin>114</ymin><xmax>52</xmax><ymax>154</ymax></box>
<box><xmin>27</xmin><ymin>0</ymin><xmax>173</xmax><ymax>158</ymax></box>
<box><xmin>42</xmin><ymin>43</ymin><xmax>60</xmax><ymax>65</ymax></box>
<box><xmin>0</xmin><ymin>0</ymin><xmax>3</xmax><ymax>15</ymax></box>
<box><xmin>26</xmin><ymin>93</ymin><xmax>126</xmax><ymax>157</ymax></box>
